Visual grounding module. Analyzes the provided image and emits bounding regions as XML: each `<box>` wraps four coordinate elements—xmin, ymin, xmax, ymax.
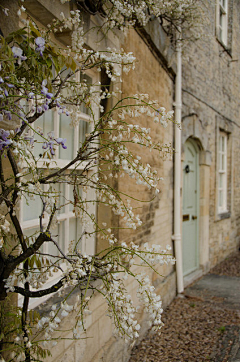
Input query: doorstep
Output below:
<box><xmin>183</xmin><ymin>268</ymin><xmax>203</xmax><ymax>289</ymax></box>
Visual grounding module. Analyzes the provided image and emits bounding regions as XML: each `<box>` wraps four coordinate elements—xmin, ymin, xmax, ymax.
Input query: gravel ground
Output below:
<box><xmin>210</xmin><ymin>251</ymin><xmax>240</xmax><ymax>277</ymax></box>
<box><xmin>129</xmin><ymin>251</ymin><xmax>240</xmax><ymax>362</ymax></box>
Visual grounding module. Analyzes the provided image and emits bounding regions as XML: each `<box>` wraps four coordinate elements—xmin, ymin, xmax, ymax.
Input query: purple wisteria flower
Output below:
<box><xmin>0</xmin><ymin>111</ymin><xmax>13</xmax><ymax>121</ymax></box>
<box><xmin>28</xmin><ymin>92</ymin><xmax>34</xmax><ymax>99</ymax></box>
<box><xmin>42</xmin><ymin>132</ymin><xmax>55</xmax><ymax>155</ymax></box>
<box><xmin>41</xmin><ymin>80</ymin><xmax>53</xmax><ymax>100</ymax></box>
<box><xmin>42</xmin><ymin>133</ymin><xmax>68</xmax><ymax>156</ymax></box>
<box><xmin>43</xmin><ymin>103</ymin><xmax>49</xmax><ymax>111</ymax></box>
<box><xmin>35</xmin><ymin>37</ymin><xmax>45</xmax><ymax>57</ymax></box>
<box><xmin>12</xmin><ymin>46</ymin><xmax>23</xmax><ymax>58</ymax></box>
<box><xmin>24</xmin><ymin>135</ymin><xmax>34</xmax><ymax>145</ymax></box>
<box><xmin>0</xmin><ymin>78</ymin><xmax>15</xmax><ymax>100</ymax></box>
<box><xmin>11</xmin><ymin>46</ymin><xmax>27</xmax><ymax>64</ymax></box>
<box><xmin>42</xmin><ymin>140</ymin><xmax>55</xmax><ymax>155</ymax></box>
<box><xmin>0</xmin><ymin>129</ymin><xmax>12</xmax><ymax>151</ymax></box>
<box><xmin>54</xmin><ymin>97</ymin><xmax>69</xmax><ymax>115</ymax></box>
<box><xmin>56</xmin><ymin>138</ymin><xmax>67</xmax><ymax>149</ymax></box>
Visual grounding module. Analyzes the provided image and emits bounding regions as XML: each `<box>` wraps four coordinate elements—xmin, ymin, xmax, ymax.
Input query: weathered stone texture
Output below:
<box><xmin>182</xmin><ymin>0</ymin><xmax>240</xmax><ymax>267</ymax></box>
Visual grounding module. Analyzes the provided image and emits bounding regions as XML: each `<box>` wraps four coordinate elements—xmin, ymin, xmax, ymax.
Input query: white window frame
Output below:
<box><xmin>218</xmin><ymin>132</ymin><xmax>227</xmax><ymax>213</ymax></box>
<box><xmin>216</xmin><ymin>0</ymin><xmax>228</xmax><ymax>46</ymax></box>
<box><xmin>19</xmin><ymin>69</ymin><xmax>98</xmax><ymax>308</ymax></box>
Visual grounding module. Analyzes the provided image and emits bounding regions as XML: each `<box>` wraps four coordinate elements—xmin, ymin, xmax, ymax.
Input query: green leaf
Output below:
<box><xmin>46</xmin><ymin>57</ymin><xmax>53</xmax><ymax>68</ymax></box>
<box><xmin>29</xmin><ymin>22</ymin><xmax>41</xmax><ymax>37</ymax></box>
<box><xmin>31</xmin><ymin>56</ymin><xmax>37</xmax><ymax>67</ymax></box>
<box><xmin>36</xmin><ymin>256</ymin><xmax>42</xmax><ymax>269</ymax></box>
<box><xmin>28</xmin><ymin>256</ymin><xmax>34</xmax><ymax>268</ymax></box>
<box><xmin>70</xmin><ymin>58</ymin><xmax>77</xmax><ymax>72</ymax></box>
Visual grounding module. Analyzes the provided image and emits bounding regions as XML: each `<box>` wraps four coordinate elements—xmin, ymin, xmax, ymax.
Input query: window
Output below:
<box><xmin>19</xmin><ymin>70</ymin><xmax>98</xmax><ymax>308</ymax></box>
<box><xmin>218</xmin><ymin>132</ymin><xmax>227</xmax><ymax>213</ymax></box>
<box><xmin>216</xmin><ymin>0</ymin><xmax>228</xmax><ymax>46</ymax></box>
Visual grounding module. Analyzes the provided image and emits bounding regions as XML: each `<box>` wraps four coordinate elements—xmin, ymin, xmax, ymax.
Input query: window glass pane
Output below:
<box><xmin>219</xmin><ymin>173</ymin><xmax>223</xmax><ymax>188</ymax></box>
<box><xmin>23</xmin><ymin>227</ymin><xmax>46</xmax><ymax>254</ymax></box>
<box><xmin>220</xmin><ymin>26</ymin><xmax>223</xmax><ymax>41</ymax></box>
<box><xmin>76</xmin><ymin>218</ymin><xmax>82</xmax><ymax>243</ymax></box>
<box><xmin>79</xmin><ymin>119</ymin><xmax>90</xmax><ymax>146</ymax></box>
<box><xmin>22</xmin><ymin>186</ymin><xmax>43</xmax><ymax>222</ymax></box>
<box><xmin>58</xmin><ymin>221</ymin><xmax>65</xmax><ymax>253</ymax></box>
<box><xmin>69</xmin><ymin>217</ymin><xmax>82</xmax><ymax>249</ymax></box>
<box><xmin>24</xmin><ymin>227</ymin><xmax>38</xmax><ymax>241</ymax></box>
<box><xmin>222</xmin><ymin>136</ymin><xmax>225</xmax><ymax>151</ymax></box>
<box><xmin>80</xmin><ymin>73</ymin><xmax>92</xmax><ymax>115</ymax></box>
<box><xmin>51</xmin><ymin>182</ymin><xmax>65</xmax><ymax>214</ymax></box>
<box><xmin>59</xmin><ymin>183</ymin><xmax>66</xmax><ymax>214</ymax></box>
<box><xmin>47</xmin><ymin>239</ymin><xmax>59</xmax><ymax>260</ymax></box>
<box><xmin>59</xmin><ymin>113</ymin><xmax>74</xmax><ymax>160</ymax></box>
<box><xmin>218</xmin><ymin>133</ymin><xmax>227</xmax><ymax>212</ymax></box>
<box><xmin>69</xmin><ymin>181</ymin><xmax>82</xmax><ymax>212</ymax></box>
<box><xmin>48</xmin><ymin>222</ymin><xmax>65</xmax><ymax>259</ymax></box>
<box><xmin>219</xmin><ymin>153</ymin><xmax>222</xmax><ymax>170</ymax></box>
<box><xmin>219</xmin><ymin>190</ymin><xmax>223</xmax><ymax>208</ymax></box>
<box><xmin>23</xmin><ymin>195</ymin><xmax>42</xmax><ymax>222</ymax></box>
<box><xmin>69</xmin><ymin>184</ymin><xmax>74</xmax><ymax>212</ymax></box>
<box><xmin>33</xmin><ymin>115</ymin><xmax>44</xmax><ymax>158</ymax></box>
<box><xmin>222</xmin><ymin>154</ymin><xmax>225</xmax><ymax>170</ymax></box>
<box><xmin>69</xmin><ymin>218</ymin><xmax>77</xmax><ymax>244</ymax></box>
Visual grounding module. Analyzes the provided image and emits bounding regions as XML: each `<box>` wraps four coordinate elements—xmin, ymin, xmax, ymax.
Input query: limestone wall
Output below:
<box><xmin>182</xmin><ymin>0</ymin><xmax>240</xmax><ymax>268</ymax></box>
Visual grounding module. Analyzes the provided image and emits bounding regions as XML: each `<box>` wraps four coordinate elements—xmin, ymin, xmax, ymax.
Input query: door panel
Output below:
<box><xmin>182</xmin><ymin>140</ymin><xmax>199</xmax><ymax>276</ymax></box>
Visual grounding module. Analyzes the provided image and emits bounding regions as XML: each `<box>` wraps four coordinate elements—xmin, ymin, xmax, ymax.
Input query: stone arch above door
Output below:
<box><xmin>182</xmin><ymin>114</ymin><xmax>211</xmax><ymax>167</ymax></box>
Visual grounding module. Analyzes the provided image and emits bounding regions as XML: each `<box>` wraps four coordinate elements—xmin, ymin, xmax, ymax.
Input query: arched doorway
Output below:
<box><xmin>182</xmin><ymin>139</ymin><xmax>199</xmax><ymax>276</ymax></box>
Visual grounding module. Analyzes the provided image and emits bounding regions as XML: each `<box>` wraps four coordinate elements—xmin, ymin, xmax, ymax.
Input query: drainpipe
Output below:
<box><xmin>172</xmin><ymin>33</ymin><xmax>184</xmax><ymax>294</ymax></box>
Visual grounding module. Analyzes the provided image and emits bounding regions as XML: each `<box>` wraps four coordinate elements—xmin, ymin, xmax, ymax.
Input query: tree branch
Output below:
<box><xmin>13</xmin><ymin>278</ymin><xmax>65</xmax><ymax>298</ymax></box>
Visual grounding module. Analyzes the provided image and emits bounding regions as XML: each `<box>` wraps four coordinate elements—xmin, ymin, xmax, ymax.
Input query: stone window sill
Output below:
<box><xmin>216</xmin><ymin>37</ymin><xmax>232</xmax><ymax>56</ymax></box>
<box><xmin>217</xmin><ymin>211</ymin><xmax>231</xmax><ymax>220</ymax></box>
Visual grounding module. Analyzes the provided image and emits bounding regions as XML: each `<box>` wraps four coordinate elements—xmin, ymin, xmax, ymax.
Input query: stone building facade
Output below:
<box><xmin>0</xmin><ymin>0</ymin><xmax>240</xmax><ymax>361</ymax></box>
<box><xmin>181</xmin><ymin>0</ymin><xmax>240</xmax><ymax>286</ymax></box>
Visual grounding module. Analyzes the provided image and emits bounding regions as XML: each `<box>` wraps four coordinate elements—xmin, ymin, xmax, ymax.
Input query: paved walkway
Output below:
<box><xmin>185</xmin><ymin>273</ymin><xmax>240</xmax><ymax>361</ymax></box>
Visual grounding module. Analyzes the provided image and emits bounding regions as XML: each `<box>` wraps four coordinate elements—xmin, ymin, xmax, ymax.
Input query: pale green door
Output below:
<box><xmin>182</xmin><ymin>139</ymin><xmax>199</xmax><ymax>276</ymax></box>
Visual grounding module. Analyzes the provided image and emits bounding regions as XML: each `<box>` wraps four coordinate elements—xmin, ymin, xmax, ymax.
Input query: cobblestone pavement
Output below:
<box><xmin>129</xmin><ymin>251</ymin><xmax>240</xmax><ymax>362</ymax></box>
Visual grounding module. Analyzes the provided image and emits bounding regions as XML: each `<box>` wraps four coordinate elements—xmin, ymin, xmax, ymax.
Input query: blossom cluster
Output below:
<box><xmin>84</xmin><ymin>0</ymin><xmax>202</xmax><ymax>40</ymax></box>
<box><xmin>136</xmin><ymin>272</ymin><xmax>163</xmax><ymax>331</ymax></box>
<box><xmin>103</xmin><ymin>275</ymin><xmax>141</xmax><ymax>340</ymax></box>
<box><xmin>0</xmin><ymin>128</ymin><xmax>12</xmax><ymax>151</ymax></box>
